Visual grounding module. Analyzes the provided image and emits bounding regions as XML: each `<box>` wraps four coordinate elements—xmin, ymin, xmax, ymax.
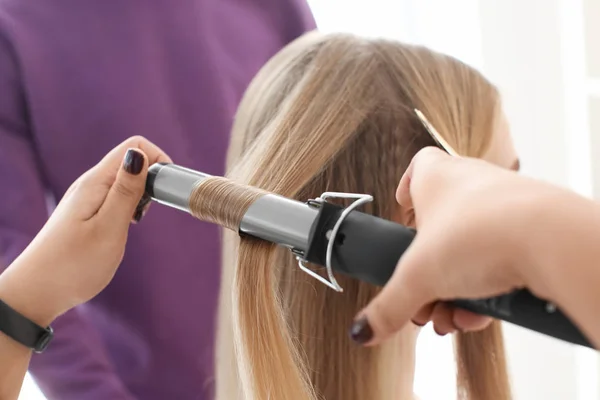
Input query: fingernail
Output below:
<box><xmin>136</xmin><ymin>193</ymin><xmax>152</xmax><ymax>210</ymax></box>
<box><xmin>349</xmin><ymin>316</ymin><xmax>374</xmax><ymax>344</ymax></box>
<box><xmin>433</xmin><ymin>326</ymin><xmax>448</xmax><ymax>337</ymax></box>
<box><xmin>411</xmin><ymin>319</ymin><xmax>426</xmax><ymax>327</ymax></box>
<box><xmin>133</xmin><ymin>208</ymin><xmax>145</xmax><ymax>223</ymax></box>
<box><xmin>123</xmin><ymin>149</ymin><xmax>144</xmax><ymax>175</ymax></box>
<box><xmin>132</xmin><ymin>194</ymin><xmax>151</xmax><ymax>223</ymax></box>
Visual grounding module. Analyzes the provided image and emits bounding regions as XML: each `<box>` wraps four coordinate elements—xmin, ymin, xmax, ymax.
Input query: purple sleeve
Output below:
<box><xmin>296</xmin><ymin>0</ymin><xmax>317</xmax><ymax>30</ymax></box>
<box><xmin>281</xmin><ymin>0</ymin><xmax>317</xmax><ymax>42</ymax></box>
<box><xmin>0</xmin><ymin>32</ymin><xmax>135</xmax><ymax>400</ymax></box>
<box><xmin>29</xmin><ymin>311</ymin><xmax>136</xmax><ymax>400</ymax></box>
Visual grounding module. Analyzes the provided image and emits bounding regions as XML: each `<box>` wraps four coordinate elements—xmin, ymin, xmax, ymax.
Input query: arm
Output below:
<box><xmin>0</xmin><ymin>136</ymin><xmax>167</xmax><ymax>398</ymax></box>
<box><xmin>354</xmin><ymin>148</ymin><xmax>600</xmax><ymax>347</ymax></box>
<box><xmin>0</xmin><ymin>269</ymin><xmax>39</xmax><ymax>400</ymax></box>
<box><xmin>524</xmin><ymin>188</ymin><xmax>600</xmax><ymax>346</ymax></box>
<box><xmin>0</xmin><ymin>326</ymin><xmax>31</xmax><ymax>400</ymax></box>
<box><xmin>0</xmin><ymin>254</ymin><xmax>67</xmax><ymax>400</ymax></box>
<box><xmin>0</xmin><ymin>32</ymin><xmax>135</xmax><ymax>400</ymax></box>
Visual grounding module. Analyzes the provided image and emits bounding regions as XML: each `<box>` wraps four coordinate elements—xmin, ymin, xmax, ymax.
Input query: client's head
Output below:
<box><xmin>216</xmin><ymin>31</ymin><xmax>516</xmax><ymax>400</ymax></box>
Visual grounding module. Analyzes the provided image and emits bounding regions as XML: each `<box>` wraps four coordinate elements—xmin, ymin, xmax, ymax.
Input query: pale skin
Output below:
<box><xmin>395</xmin><ymin>111</ymin><xmax>520</xmax><ymax>336</ymax></box>
<box><xmin>0</xmin><ymin>137</ymin><xmax>171</xmax><ymax>400</ymax></box>
<box><xmin>358</xmin><ymin>113</ymin><xmax>600</xmax><ymax>348</ymax></box>
<box><xmin>391</xmin><ymin>112</ymin><xmax>520</xmax><ymax>398</ymax></box>
<box><xmin>2</xmin><ymin>122</ymin><xmax>600</xmax><ymax>399</ymax></box>
<box><xmin>442</xmin><ymin>111</ymin><xmax>520</xmax><ymax>331</ymax></box>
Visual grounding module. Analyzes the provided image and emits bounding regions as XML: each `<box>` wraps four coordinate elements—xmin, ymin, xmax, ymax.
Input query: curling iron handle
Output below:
<box><xmin>329</xmin><ymin>210</ymin><xmax>593</xmax><ymax>348</ymax></box>
<box><xmin>452</xmin><ymin>292</ymin><xmax>591</xmax><ymax>347</ymax></box>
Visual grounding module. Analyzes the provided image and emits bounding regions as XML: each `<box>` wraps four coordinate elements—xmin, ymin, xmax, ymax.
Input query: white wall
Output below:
<box><xmin>308</xmin><ymin>0</ymin><xmax>599</xmax><ymax>399</ymax></box>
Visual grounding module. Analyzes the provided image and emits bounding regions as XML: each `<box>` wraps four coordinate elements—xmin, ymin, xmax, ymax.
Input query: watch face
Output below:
<box><xmin>34</xmin><ymin>326</ymin><xmax>54</xmax><ymax>353</ymax></box>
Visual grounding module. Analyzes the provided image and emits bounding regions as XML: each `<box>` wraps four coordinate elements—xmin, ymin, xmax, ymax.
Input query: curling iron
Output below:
<box><xmin>145</xmin><ymin>161</ymin><xmax>592</xmax><ymax>349</ymax></box>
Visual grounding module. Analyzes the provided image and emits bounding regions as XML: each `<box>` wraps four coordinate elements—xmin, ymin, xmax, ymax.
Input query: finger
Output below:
<box><xmin>132</xmin><ymin>192</ymin><xmax>152</xmax><ymax>223</ymax></box>
<box><xmin>395</xmin><ymin>160</ymin><xmax>414</xmax><ymax>210</ymax></box>
<box><xmin>395</xmin><ymin>146</ymin><xmax>447</xmax><ymax>209</ymax></box>
<box><xmin>99</xmin><ymin>148</ymin><xmax>149</xmax><ymax>227</ymax></box>
<box><xmin>453</xmin><ymin>308</ymin><xmax>493</xmax><ymax>332</ymax></box>
<box><xmin>349</xmin><ymin>239</ymin><xmax>435</xmax><ymax>346</ymax></box>
<box><xmin>99</xmin><ymin>136</ymin><xmax>172</xmax><ymax>169</ymax></box>
<box><xmin>74</xmin><ymin>136</ymin><xmax>171</xmax><ymax>222</ymax></box>
<box><xmin>410</xmin><ymin>302</ymin><xmax>436</xmax><ymax>327</ymax></box>
<box><xmin>430</xmin><ymin>302</ymin><xmax>456</xmax><ymax>336</ymax></box>
<box><xmin>87</xmin><ymin>136</ymin><xmax>172</xmax><ymax>184</ymax></box>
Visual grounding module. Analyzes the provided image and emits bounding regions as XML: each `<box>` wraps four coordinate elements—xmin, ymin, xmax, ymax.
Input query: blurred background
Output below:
<box><xmin>19</xmin><ymin>0</ymin><xmax>600</xmax><ymax>398</ymax></box>
<box><xmin>307</xmin><ymin>0</ymin><xmax>600</xmax><ymax>399</ymax></box>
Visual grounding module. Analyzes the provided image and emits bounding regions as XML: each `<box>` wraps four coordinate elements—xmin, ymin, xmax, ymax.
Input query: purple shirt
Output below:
<box><xmin>0</xmin><ymin>1</ymin><xmax>315</xmax><ymax>399</ymax></box>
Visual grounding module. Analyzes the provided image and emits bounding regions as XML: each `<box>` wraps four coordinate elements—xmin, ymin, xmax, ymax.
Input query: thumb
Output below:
<box><xmin>349</xmin><ymin>238</ymin><xmax>435</xmax><ymax>346</ymax></box>
<box><xmin>396</xmin><ymin>146</ymin><xmax>451</xmax><ymax>209</ymax></box>
<box><xmin>100</xmin><ymin>148</ymin><xmax>148</xmax><ymax>226</ymax></box>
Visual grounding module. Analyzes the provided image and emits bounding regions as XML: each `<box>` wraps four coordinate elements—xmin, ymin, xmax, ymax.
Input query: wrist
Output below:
<box><xmin>505</xmin><ymin>182</ymin><xmax>567</xmax><ymax>300</ymax></box>
<box><xmin>0</xmin><ymin>259</ymin><xmax>60</xmax><ymax>328</ymax></box>
<box><xmin>514</xmin><ymin>187</ymin><xmax>600</xmax><ymax>346</ymax></box>
<box><xmin>513</xmin><ymin>184</ymin><xmax>596</xmax><ymax>302</ymax></box>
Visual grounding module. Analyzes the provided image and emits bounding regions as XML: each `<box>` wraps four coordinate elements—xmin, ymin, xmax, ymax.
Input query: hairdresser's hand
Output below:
<box><xmin>0</xmin><ymin>136</ymin><xmax>171</xmax><ymax>326</ymax></box>
<box><xmin>352</xmin><ymin>147</ymin><xmax>559</xmax><ymax>345</ymax></box>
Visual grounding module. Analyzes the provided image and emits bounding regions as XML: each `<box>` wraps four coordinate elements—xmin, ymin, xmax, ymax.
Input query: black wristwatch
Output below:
<box><xmin>0</xmin><ymin>299</ymin><xmax>54</xmax><ymax>353</ymax></box>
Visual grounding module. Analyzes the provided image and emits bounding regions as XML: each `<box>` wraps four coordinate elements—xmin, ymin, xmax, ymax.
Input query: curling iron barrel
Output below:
<box><xmin>146</xmin><ymin>163</ymin><xmax>319</xmax><ymax>251</ymax></box>
<box><xmin>145</xmin><ymin>164</ymin><xmax>211</xmax><ymax>212</ymax></box>
<box><xmin>145</xmin><ymin>163</ymin><xmax>593</xmax><ymax>349</ymax></box>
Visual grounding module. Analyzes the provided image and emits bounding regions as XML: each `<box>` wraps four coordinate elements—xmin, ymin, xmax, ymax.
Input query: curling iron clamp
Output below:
<box><xmin>143</xmin><ymin>110</ymin><xmax>593</xmax><ymax>349</ymax></box>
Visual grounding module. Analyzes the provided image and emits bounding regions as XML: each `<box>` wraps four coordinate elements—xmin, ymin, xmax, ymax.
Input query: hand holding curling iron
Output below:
<box><xmin>1</xmin><ymin>137</ymin><xmax>598</xmax><ymax>353</ymax></box>
<box><xmin>354</xmin><ymin>147</ymin><xmax>600</xmax><ymax>348</ymax></box>
<box><xmin>0</xmin><ymin>137</ymin><xmax>171</xmax><ymax>326</ymax></box>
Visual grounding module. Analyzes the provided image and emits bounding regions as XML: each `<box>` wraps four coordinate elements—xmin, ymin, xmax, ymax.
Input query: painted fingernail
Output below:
<box><xmin>123</xmin><ymin>149</ymin><xmax>144</xmax><ymax>175</ymax></box>
<box><xmin>132</xmin><ymin>208</ymin><xmax>145</xmax><ymax>223</ymax></box>
<box><xmin>136</xmin><ymin>193</ymin><xmax>152</xmax><ymax>210</ymax></box>
<box><xmin>411</xmin><ymin>319</ymin><xmax>426</xmax><ymax>327</ymax></box>
<box><xmin>132</xmin><ymin>194</ymin><xmax>151</xmax><ymax>223</ymax></box>
<box><xmin>433</xmin><ymin>326</ymin><xmax>448</xmax><ymax>336</ymax></box>
<box><xmin>349</xmin><ymin>316</ymin><xmax>373</xmax><ymax>344</ymax></box>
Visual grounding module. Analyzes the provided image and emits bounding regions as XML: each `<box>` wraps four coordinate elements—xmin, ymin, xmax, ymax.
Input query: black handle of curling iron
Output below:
<box><xmin>305</xmin><ymin>202</ymin><xmax>593</xmax><ymax>348</ymax></box>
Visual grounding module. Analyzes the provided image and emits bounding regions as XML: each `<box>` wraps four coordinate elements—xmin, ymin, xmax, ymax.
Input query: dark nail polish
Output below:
<box><xmin>133</xmin><ymin>208</ymin><xmax>144</xmax><ymax>223</ymax></box>
<box><xmin>136</xmin><ymin>193</ymin><xmax>152</xmax><ymax>210</ymax></box>
<box><xmin>132</xmin><ymin>193</ymin><xmax>151</xmax><ymax>223</ymax></box>
<box><xmin>123</xmin><ymin>149</ymin><xmax>144</xmax><ymax>175</ymax></box>
<box><xmin>349</xmin><ymin>316</ymin><xmax>374</xmax><ymax>344</ymax></box>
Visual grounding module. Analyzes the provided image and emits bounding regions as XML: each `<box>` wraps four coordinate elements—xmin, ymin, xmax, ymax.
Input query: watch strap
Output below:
<box><xmin>0</xmin><ymin>298</ymin><xmax>53</xmax><ymax>353</ymax></box>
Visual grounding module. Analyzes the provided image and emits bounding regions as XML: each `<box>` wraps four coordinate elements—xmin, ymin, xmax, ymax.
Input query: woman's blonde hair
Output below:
<box><xmin>213</xmin><ymin>31</ymin><xmax>511</xmax><ymax>400</ymax></box>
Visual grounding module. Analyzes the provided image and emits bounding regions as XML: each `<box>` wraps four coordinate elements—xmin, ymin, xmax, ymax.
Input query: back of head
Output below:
<box><xmin>215</xmin><ymin>31</ymin><xmax>510</xmax><ymax>400</ymax></box>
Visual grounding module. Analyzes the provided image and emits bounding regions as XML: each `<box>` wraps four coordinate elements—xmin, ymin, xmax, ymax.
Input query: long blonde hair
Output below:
<box><xmin>213</xmin><ymin>31</ymin><xmax>511</xmax><ymax>400</ymax></box>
